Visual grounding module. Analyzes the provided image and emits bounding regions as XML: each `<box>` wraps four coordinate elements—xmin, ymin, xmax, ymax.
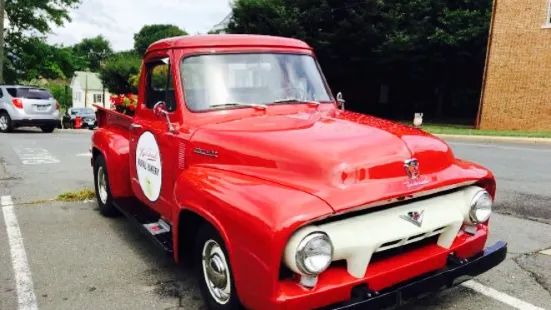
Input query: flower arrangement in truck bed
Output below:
<box><xmin>110</xmin><ymin>94</ymin><xmax>138</xmax><ymax>116</ymax></box>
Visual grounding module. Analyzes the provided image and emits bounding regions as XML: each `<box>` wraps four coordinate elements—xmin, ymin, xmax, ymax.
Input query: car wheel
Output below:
<box><xmin>0</xmin><ymin>112</ymin><xmax>13</xmax><ymax>133</ymax></box>
<box><xmin>40</xmin><ymin>126</ymin><xmax>56</xmax><ymax>133</ymax></box>
<box><xmin>93</xmin><ymin>155</ymin><xmax>120</xmax><ymax>217</ymax></box>
<box><xmin>195</xmin><ymin>224</ymin><xmax>243</xmax><ymax>310</ymax></box>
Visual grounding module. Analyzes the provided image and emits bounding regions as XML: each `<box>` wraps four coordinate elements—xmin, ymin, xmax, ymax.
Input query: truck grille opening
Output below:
<box><xmin>371</xmin><ymin>234</ymin><xmax>441</xmax><ymax>264</ymax></box>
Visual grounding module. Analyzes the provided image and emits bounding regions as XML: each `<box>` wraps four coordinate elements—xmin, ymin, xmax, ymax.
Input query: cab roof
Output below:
<box><xmin>147</xmin><ymin>34</ymin><xmax>312</xmax><ymax>53</ymax></box>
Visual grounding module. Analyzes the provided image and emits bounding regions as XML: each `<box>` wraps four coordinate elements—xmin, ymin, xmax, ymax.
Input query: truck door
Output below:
<box><xmin>129</xmin><ymin>55</ymin><xmax>180</xmax><ymax>220</ymax></box>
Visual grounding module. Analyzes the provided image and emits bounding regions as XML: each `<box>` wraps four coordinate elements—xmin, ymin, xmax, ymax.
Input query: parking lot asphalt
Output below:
<box><xmin>1</xmin><ymin>128</ymin><xmax>550</xmax><ymax>310</ymax></box>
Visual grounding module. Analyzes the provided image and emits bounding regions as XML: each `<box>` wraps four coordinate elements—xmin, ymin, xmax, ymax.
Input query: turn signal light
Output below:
<box><xmin>12</xmin><ymin>98</ymin><xmax>23</xmax><ymax>109</ymax></box>
<box><xmin>56</xmin><ymin>101</ymin><xmax>60</xmax><ymax>110</ymax></box>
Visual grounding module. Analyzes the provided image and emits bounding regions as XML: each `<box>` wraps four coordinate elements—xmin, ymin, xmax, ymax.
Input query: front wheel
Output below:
<box><xmin>195</xmin><ymin>224</ymin><xmax>243</xmax><ymax>310</ymax></box>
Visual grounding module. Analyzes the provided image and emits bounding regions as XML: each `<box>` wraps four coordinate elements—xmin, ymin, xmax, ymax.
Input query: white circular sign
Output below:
<box><xmin>136</xmin><ymin>131</ymin><xmax>162</xmax><ymax>202</ymax></box>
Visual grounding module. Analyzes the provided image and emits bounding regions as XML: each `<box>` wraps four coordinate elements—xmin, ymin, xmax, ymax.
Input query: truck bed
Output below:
<box><xmin>94</xmin><ymin>104</ymin><xmax>133</xmax><ymax>130</ymax></box>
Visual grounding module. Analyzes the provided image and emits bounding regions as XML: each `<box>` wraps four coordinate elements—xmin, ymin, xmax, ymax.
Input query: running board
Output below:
<box><xmin>112</xmin><ymin>197</ymin><xmax>174</xmax><ymax>254</ymax></box>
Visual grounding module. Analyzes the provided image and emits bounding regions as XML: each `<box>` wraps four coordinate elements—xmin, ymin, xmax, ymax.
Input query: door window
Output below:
<box><xmin>145</xmin><ymin>58</ymin><xmax>176</xmax><ymax>112</ymax></box>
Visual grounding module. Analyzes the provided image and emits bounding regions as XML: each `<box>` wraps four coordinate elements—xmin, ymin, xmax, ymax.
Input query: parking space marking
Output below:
<box><xmin>462</xmin><ymin>280</ymin><xmax>546</xmax><ymax>310</ymax></box>
<box><xmin>1</xmin><ymin>195</ymin><xmax>39</xmax><ymax>310</ymax></box>
<box><xmin>12</xmin><ymin>146</ymin><xmax>59</xmax><ymax>165</ymax></box>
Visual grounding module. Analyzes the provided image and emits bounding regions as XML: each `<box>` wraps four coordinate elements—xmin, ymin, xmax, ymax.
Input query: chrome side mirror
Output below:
<box><xmin>153</xmin><ymin>101</ymin><xmax>175</xmax><ymax>133</ymax></box>
<box><xmin>336</xmin><ymin>92</ymin><xmax>345</xmax><ymax>110</ymax></box>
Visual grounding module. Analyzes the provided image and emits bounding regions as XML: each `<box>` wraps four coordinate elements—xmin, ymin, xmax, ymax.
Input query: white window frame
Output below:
<box><xmin>543</xmin><ymin>0</ymin><xmax>551</xmax><ymax>28</ymax></box>
<box><xmin>93</xmin><ymin>94</ymin><xmax>103</xmax><ymax>103</ymax></box>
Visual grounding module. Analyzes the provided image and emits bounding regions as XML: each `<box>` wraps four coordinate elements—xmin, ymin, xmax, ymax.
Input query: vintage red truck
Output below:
<box><xmin>90</xmin><ymin>34</ymin><xmax>507</xmax><ymax>310</ymax></box>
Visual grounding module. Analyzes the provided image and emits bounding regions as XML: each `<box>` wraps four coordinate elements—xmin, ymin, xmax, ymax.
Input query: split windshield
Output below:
<box><xmin>180</xmin><ymin>53</ymin><xmax>332</xmax><ymax>111</ymax></box>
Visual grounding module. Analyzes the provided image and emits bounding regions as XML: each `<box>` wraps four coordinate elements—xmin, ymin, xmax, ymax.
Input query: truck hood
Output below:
<box><xmin>188</xmin><ymin>109</ymin><xmax>489</xmax><ymax>214</ymax></box>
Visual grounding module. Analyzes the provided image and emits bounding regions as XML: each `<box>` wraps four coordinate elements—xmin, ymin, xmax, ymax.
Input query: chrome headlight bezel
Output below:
<box><xmin>469</xmin><ymin>189</ymin><xmax>493</xmax><ymax>224</ymax></box>
<box><xmin>295</xmin><ymin>231</ymin><xmax>334</xmax><ymax>275</ymax></box>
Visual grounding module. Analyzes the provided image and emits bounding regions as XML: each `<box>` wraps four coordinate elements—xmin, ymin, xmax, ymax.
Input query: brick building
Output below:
<box><xmin>477</xmin><ymin>0</ymin><xmax>551</xmax><ymax>131</ymax></box>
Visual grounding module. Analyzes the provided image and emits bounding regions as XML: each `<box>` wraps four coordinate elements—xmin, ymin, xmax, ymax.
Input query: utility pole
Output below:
<box><xmin>89</xmin><ymin>49</ymin><xmax>107</xmax><ymax>107</ymax></box>
<box><xmin>85</xmin><ymin>70</ymin><xmax>88</xmax><ymax>108</ymax></box>
<box><xmin>0</xmin><ymin>0</ymin><xmax>5</xmax><ymax>83</ymax></box>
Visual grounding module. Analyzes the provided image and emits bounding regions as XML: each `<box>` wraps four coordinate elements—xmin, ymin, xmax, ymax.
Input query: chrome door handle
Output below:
<box><xmin>130</xmin><ymin>123</ymin><xmax>142</xmax><ymax>129</ymax></box>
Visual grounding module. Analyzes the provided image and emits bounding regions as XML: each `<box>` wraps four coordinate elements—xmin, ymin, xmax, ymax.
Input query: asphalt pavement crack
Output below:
<box><xmin>513</xmin><ymin>253</ymin><xmax>551</xmax><ymax>296</ymax></box>
<box><xmin>495</xmin><ymin>210</ymin><xmax>551</xmax><ymax>226</ymax></box>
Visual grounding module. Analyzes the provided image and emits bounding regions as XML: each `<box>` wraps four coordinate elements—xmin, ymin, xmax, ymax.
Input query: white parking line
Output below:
<box><xmin>462</xmin><ymin>280</ymin><xmax>546</xmax><ymax>310</ymax></box>
<box><xmin>1</xmin><ymin>195</ymin><xmax>39</xmax><ymax>310</ymax></box>
<box><xmin>12</xmin><ymin>146</ymin><xmax>59</xmax><ymax>165</ymax></box>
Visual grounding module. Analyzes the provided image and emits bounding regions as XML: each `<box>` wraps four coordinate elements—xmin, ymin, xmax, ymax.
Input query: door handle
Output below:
<box><xmin>130</xmin><ymin>123</ymin><xmax>142</xmax><ymax>130</ymax></box>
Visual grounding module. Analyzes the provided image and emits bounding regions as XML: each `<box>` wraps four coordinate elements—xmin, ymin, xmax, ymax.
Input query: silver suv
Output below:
<box><xmin>0</xmin><ymin>85</ymin><xmax>60</xmax><ymax>133</ymax></box>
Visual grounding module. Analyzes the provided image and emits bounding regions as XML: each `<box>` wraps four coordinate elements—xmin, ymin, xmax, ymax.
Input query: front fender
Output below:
<box><xmin>173</xmin><ymin>166</ymin><xmax>334</xmax><ymax>310</ymax></box>
<box><xmin>91</xmin><ymin>127</ymin><xmax>133</xmax><ymax>198</ymax></box>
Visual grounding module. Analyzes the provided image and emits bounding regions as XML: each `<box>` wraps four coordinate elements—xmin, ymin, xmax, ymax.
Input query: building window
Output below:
<box><xmin>546</xmin><ymin>0</ymin><xmax>551</xmax><ymax>26</ymax></box>
<box><xmin>93</xmin><ymin>94</ymin><xmax>103</xmax><ymax>103</ymax></box>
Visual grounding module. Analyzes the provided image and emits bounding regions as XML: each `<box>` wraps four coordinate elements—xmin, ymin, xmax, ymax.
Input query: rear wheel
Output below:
<box><xmin>93</xmin><ymin>155</ymin><xmax>120</xmax><ymax>217</ymax></box>
<box><xmin>195</xmin><ymin>224</ymin><xmax>243</xmax><ymax>310</ymax></box>
<box><xmin>40</xmin><ymin>126</ymin><xmax>55</xmax><ymax>133</ymax></box>
<box><xmin>0</xmin><ymin>112</ymin><xmax>13</xmax><ymax>133</ymax></box>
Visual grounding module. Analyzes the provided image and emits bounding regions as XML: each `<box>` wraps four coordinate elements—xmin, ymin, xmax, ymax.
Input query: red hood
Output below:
<box><xmin>188</xmin><ymin>108</ymin><xmax>491</xmax><ymax>214</ymax></box>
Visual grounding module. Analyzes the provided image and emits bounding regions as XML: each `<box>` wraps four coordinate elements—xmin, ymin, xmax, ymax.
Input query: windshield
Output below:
<box><xmin>70</xmin><ymin>108</ymin><xmax>95</xmax><ymax>115</ymax></box>
<box><xmin>180</xmin><ymin>53</ymin><xmax>332</xmax><ymax>111</ymax></box>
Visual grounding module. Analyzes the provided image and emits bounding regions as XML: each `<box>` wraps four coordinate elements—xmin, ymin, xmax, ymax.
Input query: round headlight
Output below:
<box><xmin>295</xmin><ymin>232</ymin><xmax>333</xmax><ymax>275</ymax></box>
<box><xmin>470</xmin><ymin>190</ymin><xmax>492</xmax><ymax>223</ymax></box>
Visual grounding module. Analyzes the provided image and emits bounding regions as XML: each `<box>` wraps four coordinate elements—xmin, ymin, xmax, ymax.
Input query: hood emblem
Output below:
<box><xmin>400</xmin><ymin>210</ymin><xmax>425</xmax><ymax>227</ymax></box>
<box><xmin>194</xmin><ymin>148</ymin><xmax>218</xmax><ymax>158</ymax></box>
<box><xmin>404</xmin><ymin>158</ymin><xmax>420</xmax><ymax>179</ymax></box>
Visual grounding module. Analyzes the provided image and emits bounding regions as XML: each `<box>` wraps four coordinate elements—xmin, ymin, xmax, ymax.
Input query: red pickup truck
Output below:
<box><xmin>90</xmin><ymin>34</ymin><xmax>507</xmax><ymax>310</ymax></box>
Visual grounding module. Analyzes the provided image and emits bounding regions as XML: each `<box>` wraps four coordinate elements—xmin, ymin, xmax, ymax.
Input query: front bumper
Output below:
<box><xmin>320</xmin><ymin>241</ymin><xmax>507</xmax><ymax>309</ymax></box>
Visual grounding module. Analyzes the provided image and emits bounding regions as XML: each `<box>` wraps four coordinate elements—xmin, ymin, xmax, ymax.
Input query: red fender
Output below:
<box><xmin>172</xmin><ymin>166</ymin><xmax>333</xmax><ymax>310</ymax></box>
<box><xmin>91</xmin><ymin>127</ymin><xmax>133</xmax><ymax>198</ymax></box>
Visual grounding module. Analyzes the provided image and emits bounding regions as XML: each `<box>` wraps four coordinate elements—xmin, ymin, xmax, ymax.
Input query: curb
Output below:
<box><xmin>56</xmin><ymin>128</ymin><xmax>95</xmax><ymax>133</ymax></box>
<box><xmin>434</xmin><ymin>134</ymin><xmax>551</xmax><ymax>145</ymax></box>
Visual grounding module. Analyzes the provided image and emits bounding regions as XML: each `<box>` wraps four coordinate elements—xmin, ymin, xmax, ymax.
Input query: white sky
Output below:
<box><xmin>46</xmin><ymin>0</ymin><xmax>233</xmax><ymax>51</ymax></box>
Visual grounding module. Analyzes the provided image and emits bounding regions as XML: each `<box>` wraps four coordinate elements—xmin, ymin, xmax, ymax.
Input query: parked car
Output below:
<box><xmin>0</xmin><ymin>85</ymin><xmax>60</xmax><ymax>133</ymax></box>
<box><xmin>62</xmin><ymin>107</ymin><xmax>97</xmax><ymax>129</ymax></box>
<box><xmin>91</xmin><ymin>34</ymin><xmax>506</xmax><ymax>310</ymax></box>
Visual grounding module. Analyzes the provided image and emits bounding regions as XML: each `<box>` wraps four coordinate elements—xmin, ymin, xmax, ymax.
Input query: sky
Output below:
<box><xmin>46</xmin><ymin>0</ymin><xmax>233</xmax><ymax>51</ymax></box>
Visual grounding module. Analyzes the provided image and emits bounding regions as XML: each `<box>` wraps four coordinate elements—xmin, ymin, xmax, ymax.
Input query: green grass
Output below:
<box><xmin>56</xmin><ymin>189</ymin><xmax>96</xmax><ymax>202</ymax></box>
<box><xmin>400</xmin><ymin>123</ymin><xmax>551</xmax><ymax>138</ymax></box>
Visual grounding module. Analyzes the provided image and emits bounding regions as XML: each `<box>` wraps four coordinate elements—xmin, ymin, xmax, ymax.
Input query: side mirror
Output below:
<box><xmin>153</xmin><ymin>101</ymin><xmax>176</xmax><ymax>133</ymax></box>
<box><xmin>153</xmin><ymin>101</ymin><xmax>168</xmax><ymax>117</ymax></box>
<box><xmin>336</xmin><ymin>92</ymin><xmax>345</xmax><ymax>110</ymax></box>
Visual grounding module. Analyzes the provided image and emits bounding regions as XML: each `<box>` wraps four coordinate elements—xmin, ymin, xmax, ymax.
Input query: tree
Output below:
<box><xmin>99</xmin><ymin>51</ymin><xmax>142</xmax><ymax>94</ymax></box>
<box><xmin>133</xmin><ymin>24</ymin><xmax>188</xmax><ymax>56</ymax></box>
<box><xmin>6</xmin><ymin>35</ymin><xmax>84</xmax><ymax>82</ymax></box>
<box><xmin>72</xmin><ymin>35</ymin><xmax>113</xmax><ymax>72</ymax></box>
<box><xmin>1</xmin><ymin>0</ymin><xmax>82</xmax><ymax>83</ymax></box>
<box><xmin>226</xmin><ymin>0</ymin><xmax>493</xmax><ymax>120</ymax></box>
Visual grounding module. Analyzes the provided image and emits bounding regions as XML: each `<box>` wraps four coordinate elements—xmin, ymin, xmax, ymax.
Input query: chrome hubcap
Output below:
<box><xmin>97</xmin><ymin>167</ymin><xmax>108</xmax><ymax>204</ymax></box>
<box><xmin>202</xmin><ymin>240</ymin><xmax>231</xmax><ymax>304</ymax></box>
<box><xmin>0</xmin><ymin>116</ymin><xmax>7</xmax><ymax>130</ymax></box>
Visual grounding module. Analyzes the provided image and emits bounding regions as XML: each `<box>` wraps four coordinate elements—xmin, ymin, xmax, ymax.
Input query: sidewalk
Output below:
<box><xmin>435</xmin><ymin>134</ymin><xmax>551</xmax><ymax>145</ymax></box>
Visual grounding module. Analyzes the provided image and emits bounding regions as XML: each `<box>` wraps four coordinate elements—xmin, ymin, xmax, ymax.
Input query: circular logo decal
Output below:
<box><xmin>136</xmin><ymin>131</ymin><xmax>162</xmax><ymax>201</ymax></box>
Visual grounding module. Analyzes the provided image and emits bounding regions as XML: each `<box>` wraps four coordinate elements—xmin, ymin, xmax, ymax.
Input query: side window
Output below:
<box><xmin>145</xmin><ymin>58</ymin><xmax>176</xmax><ymax>112</ymax></box>
<box><xmin>0</xmin><ymin>88</ymin><xmax>3</xmax><ymax>98</ymax></box>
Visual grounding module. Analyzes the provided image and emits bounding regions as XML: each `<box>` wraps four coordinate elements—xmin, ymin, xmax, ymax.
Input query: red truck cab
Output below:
<box><xmin>90</xmin><ymin>34</ymin><xmax>507</xmax><ymax>310</ymax></box>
